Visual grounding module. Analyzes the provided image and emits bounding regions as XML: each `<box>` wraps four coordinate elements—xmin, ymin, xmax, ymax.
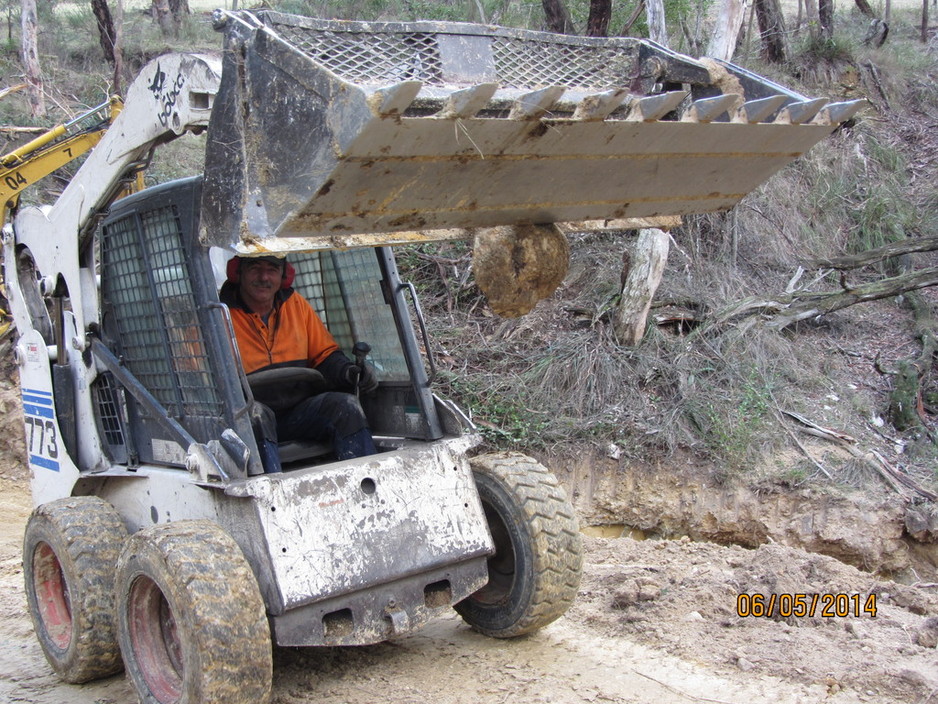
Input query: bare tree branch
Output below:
<box><xmin>808</xmin><ymin>236</ymin><xmax>938</xmax><ymax>270</ymax></box>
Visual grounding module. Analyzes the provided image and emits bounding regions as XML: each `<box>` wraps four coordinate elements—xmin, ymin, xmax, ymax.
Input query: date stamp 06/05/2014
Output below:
<box><xmin>736</xmin><ymin>593</ymin><xmax>878</xmax><ymax>618</ymax></box>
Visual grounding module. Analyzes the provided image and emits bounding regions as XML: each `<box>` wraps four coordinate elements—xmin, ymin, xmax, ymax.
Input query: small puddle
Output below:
<box><xmin>581</xmin><ymin>524</ymin><xmax>647</xmax><ymax>540</ymax></box>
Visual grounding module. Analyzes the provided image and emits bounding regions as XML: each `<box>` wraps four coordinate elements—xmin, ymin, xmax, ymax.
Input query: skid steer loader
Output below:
<box><xmin>8</xmin><ymin>9</ymin><xmax>861</xmax><ymax>703</ymax></box>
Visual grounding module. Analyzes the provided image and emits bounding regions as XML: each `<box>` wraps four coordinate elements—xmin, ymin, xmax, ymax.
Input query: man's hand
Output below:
<box><xmin>358</xmin><ymin>363</ymin><xmax>379</xmax><ymax>395</ymax></box>
<box><xmin>343</xmin><ymin>363</ymin><xmax>378</xmax><ymax>395</ymax></box>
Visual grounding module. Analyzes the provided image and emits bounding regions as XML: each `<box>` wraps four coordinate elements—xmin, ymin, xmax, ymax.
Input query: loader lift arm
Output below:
<box><xmin>6</xmin><ymin>54</ymin><xmax>221</xmax><ymax>343</ymax></box>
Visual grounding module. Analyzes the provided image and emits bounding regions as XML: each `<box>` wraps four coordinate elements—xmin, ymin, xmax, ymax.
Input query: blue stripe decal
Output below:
<box><xmin>23</xmin><ymin>394</ymin><xmax>53</xmax><ymax>406</ymax></box>
<box><xmin>23</xmin><ymin>388</ymin><xmax>52</xmax><ymax>398</ymax></box>
<box><xmin>30</xmin><ymin>454</ymin><xmax>59</xmax><ymax>471</ymax></box>
<box><xmin>23</xmin><ymin>404</ymin><xmax>54</xmax><ymax>419</ymax></box>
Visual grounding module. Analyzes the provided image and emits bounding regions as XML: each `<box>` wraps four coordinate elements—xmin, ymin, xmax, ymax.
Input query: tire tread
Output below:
<box><xmin>459</xmin><ymin>452</ymin><xmax>583</xmax><ymax>637</ymax></box>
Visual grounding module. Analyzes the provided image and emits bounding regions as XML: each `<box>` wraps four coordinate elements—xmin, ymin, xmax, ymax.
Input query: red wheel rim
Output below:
<box><xmin>32</xmin><ymin>542</ymin><xmax>72</xmax><ymax>650</ymax></box>
<box><xmin>127</xmin><ymin>575</ymin><xmax>184</xmax><ymax>704</ymax></box>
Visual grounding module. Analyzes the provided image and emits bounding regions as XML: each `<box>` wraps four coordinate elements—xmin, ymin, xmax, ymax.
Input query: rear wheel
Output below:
<box><xmin>23</xmin><ymin>496</ymin><xmax>127</xmax><ymax>683</ymax></box>
<box><xmin>455</xmin><ymin>452</ymin><xmax>583</xmax><ymax>637</ymax></box>
<box><xmin>115</xmin><ymin>520</ymin><xmax>272</xmax><ymax>704</ymax></box>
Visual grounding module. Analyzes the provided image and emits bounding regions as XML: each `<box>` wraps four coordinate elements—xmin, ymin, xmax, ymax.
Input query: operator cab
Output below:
<box><xmin>92</xmin><ymin>176</ymin><xmax>461</xmax><ymax>478</ymax></box>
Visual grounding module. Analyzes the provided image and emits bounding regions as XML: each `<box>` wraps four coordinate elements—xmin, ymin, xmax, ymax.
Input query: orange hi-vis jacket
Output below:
<box><xmin>223</xmin><ymin>288</ymin><xmax>339</xmax><ymax>375</ymax></box>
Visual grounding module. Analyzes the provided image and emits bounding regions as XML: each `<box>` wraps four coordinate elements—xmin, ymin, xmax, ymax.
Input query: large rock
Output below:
<box><xmin>472</xmin><ymin>224</ymin><xmax>569</xmax><ymax>318</ymax></box>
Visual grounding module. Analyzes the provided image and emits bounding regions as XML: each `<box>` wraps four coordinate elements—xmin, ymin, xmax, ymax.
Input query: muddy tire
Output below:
<box><xmin>115</xmin><ymin>520</ymin><xmax>272</xmax><ymax>704</ymax></box>
<box><xmin>455</xmin><ymin>452</ymin><xmax>583</xmax><ymax>638</ymax></box>
<box><xmin>23</xmin><ymin>496</ymin><xmax>127</xmax><ymax>683</ymax></box>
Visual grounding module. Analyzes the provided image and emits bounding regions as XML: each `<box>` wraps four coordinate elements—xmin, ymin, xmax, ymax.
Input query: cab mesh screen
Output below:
<box><xmin>100</xmin><ymin>206</ymin><xmax>223</xmax><ymax>418</ymax></box>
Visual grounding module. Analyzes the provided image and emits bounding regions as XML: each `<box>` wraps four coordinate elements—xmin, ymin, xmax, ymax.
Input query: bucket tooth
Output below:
<box><xmin>734</xmin><ymin>95</ymin><xmax>787</xmax><ymax>123</ymax></box>
<box><xmin>508</xmin><ymin>86</ymin><xmax>566</xmax><ymax>120</ymax></box>
<box><xmin>681</xmin><ymin>94</ymin><xmax>740</xmax><ymax>123</ymax></box>
<box><xmin>571</xmin><ymin>89</ymin><xmax>630</xmax><ymax>121</ymax></box>
<box><xmin>627</xmin><ymin>91</ymin><xmax>687</xmax><ymax>121</ymax></box>
<box><xmin>437</xmin><ymin>83</ymin><xmax>500</xmax><ymax>119</ymax></box>
<box><xmin>815</xmin><ymin>100</ymin><xmax>865</xmax><ymax>125</ymax></box>
<box><xmin>367</xmin><ymin>81</ymin><xmax>423</xmax><ymax>117</ymax></box>
<box><xmin>776</xmin><ymin>98</ymin><xmax>828</xmax><ymax>125</ymax></box>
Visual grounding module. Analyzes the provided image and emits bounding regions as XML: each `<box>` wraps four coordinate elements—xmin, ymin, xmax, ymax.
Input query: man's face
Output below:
<box><xmin>239</xmin><ymin>259</ymin><xmax>283</xmax><ymax>312</ymax></box>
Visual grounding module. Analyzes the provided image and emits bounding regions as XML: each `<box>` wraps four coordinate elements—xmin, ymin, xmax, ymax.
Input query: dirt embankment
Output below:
<box><xmin>556</xmin><ymin>450</ymin><xmax>938</xmax><ymax>582</ymax></box>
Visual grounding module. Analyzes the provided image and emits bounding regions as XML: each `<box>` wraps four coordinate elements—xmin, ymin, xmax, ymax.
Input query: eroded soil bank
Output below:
<box><xmin>548</xmin><ymin>449</ymin><xmax>938</xmax><ymax>582</ymax></box>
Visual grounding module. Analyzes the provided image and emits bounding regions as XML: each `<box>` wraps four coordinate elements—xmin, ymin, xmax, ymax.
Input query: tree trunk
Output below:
<box><xmin>168</xmin><ymin>0</ymin><xmax>189</xmax><ymax>24</ymax></box>
<box><xmin>888</xmin><ymin>289</ymin><xmax>938</xmax><ymax>440</ymax></box>
<box><xmin>112</xmin><ymin>0</ymin><xmax>124</xmax><ymax>94</ymax></box>
<box><xmin>587</xmin><ymin>0</ymin><xmax>612</xmax><ymax>36</ymax></box>
<box><xmin>707</xmin><ymin>0</ymin><xmax>749</xmax><ymax>60</ymax></box>
<box><xmin>754</xmin><ymin>0</ymin><xmax>788</xmax><ymax>63</ymax></box>
<box><xmin>818</xmin><ymin>0</ymin><xmax>834</xmax><ymax>38</ymax></box>
<box><xmin>646</xmin><ymin>0</ymin><xmax>669</xmax><ymax>45</ymax></box>
<box><xmin>804</xmin><ymin>0</ymin><xmax>819</xmax><ymax>36</ymax></box>
<box><xmin>152</xmin><ymin>0</ymin><xmax>175</xmax><ymax>37</ymax></box>
<box><xmin>922</xmin><ymin>0</ymin><xmax>929</xmax><ymax>42</ymax></box>
<box><xmin>854</xmin><ymin>0</ymin><xmax>876</xmax><ymax>17</ymax></box>
<box><xmin>20</xmin><ymin>0</ymin><xmax>44</xmax><ymax>118</ymax></box>
<box><xmin>863</xmin><ymin>18</ymin><xmax>889</xmax><ymax>46</ymax></box>
<box><xmin>885</xmin><ymin>0</ymin><xmax>891</xmax><ymax>23</ymax></box>
<box><xmin>92</xmin><ymin>0</ymin><xmax>116</xmax><ymax>65</ymax></box>
<box><xmin>614</xmin><ymin>229</ymin><xmax>670</xmax><ymax>346</ymax></box>
<box><xmin>542</xmin><ymin>0</ymin><xmax>574</xmax><ymax>33</ymax></box>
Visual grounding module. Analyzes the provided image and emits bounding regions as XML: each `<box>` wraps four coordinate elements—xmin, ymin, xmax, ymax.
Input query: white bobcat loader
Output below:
<box><xmin>6</xmin><ymin>10</ymin><xmax>860</xmax><ymax>703</ymax></box>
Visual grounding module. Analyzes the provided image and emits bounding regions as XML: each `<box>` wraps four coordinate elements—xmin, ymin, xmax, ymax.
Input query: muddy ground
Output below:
<box><xmin>0</xmin><ymin>378</ymin><xmax>936</xmax><ymax>704</ymax></box>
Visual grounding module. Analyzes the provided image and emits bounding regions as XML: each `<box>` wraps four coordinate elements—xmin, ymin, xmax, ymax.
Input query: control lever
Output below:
<box><xmin>352</xmin><ymin>341</ymin><xmax>371</xmax><ymax>398</ymax></box>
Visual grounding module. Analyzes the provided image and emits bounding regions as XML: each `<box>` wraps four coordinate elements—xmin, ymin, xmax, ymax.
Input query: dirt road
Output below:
<box><xmin>2</xmin><ymin>463</ymin><xmax>936</xmax><ymax>704</ymax></box>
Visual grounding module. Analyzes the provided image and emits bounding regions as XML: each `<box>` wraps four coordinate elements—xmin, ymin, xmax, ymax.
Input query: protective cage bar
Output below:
<box><xmin>100</xmin><ymin>205</ymin><xmax>222</xmax><ymax>419</ymax></box>
<box><xmin>259</xmin><ymin>10</ymin><xmax>710</xmax><ymax>93</ymax></box>
<box><xmin>289</xmin><ymin>249</ymin><xmax>409</xmax><ymax>381</ymax></box>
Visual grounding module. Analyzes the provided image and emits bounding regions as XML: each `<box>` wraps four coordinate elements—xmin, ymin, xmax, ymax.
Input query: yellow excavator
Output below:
<box><xmin>0</xmin><ymin>96</ymin><xmax>124</xmax><ymax>224</ymax></box>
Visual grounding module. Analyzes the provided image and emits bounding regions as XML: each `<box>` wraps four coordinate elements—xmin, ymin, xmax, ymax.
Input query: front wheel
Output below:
<box><xmin>455</xmin><ymin>452</ymin><xmax>583</xmax><ymax>637</ymax></box>
<box><xmin>23</xmin><ymin>496</ymin><xmax>127</xmax><ymax>683</ymax></box>
<box><xmin>115</xmin><ymin>520</ymin><xmax>272</xmax><ymax>704</ymax></box>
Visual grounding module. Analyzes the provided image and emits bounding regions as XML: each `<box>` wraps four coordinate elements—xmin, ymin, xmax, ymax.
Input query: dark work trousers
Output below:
<box><xmin>253</xmin><ymin>392</ymin><xmax>376</xmax><ymax>472</ymax></box>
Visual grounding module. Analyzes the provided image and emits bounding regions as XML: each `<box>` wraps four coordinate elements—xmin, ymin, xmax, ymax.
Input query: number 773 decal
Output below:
<box><xmin>22</xmin><ymin>388</ymin><xmax>60</xmax><ymax>471</ymax></box>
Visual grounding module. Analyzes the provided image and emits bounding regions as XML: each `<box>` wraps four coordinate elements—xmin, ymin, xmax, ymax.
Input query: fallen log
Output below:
<box><xmin>698</xmin><ymin>265</ymin><xmax>938</xmax><ymax>333</ymax></box>
<box><xmin>782</xmin><ymin>410</ymin><xmax>938</xmax><ymax>501</ymax></box>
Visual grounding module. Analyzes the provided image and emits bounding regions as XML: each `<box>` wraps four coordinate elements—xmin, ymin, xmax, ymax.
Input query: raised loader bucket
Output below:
<box><xmin>201</xmin><ymin>10</ymin><xmax>862</xmax><ymax>252</ymax></box>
